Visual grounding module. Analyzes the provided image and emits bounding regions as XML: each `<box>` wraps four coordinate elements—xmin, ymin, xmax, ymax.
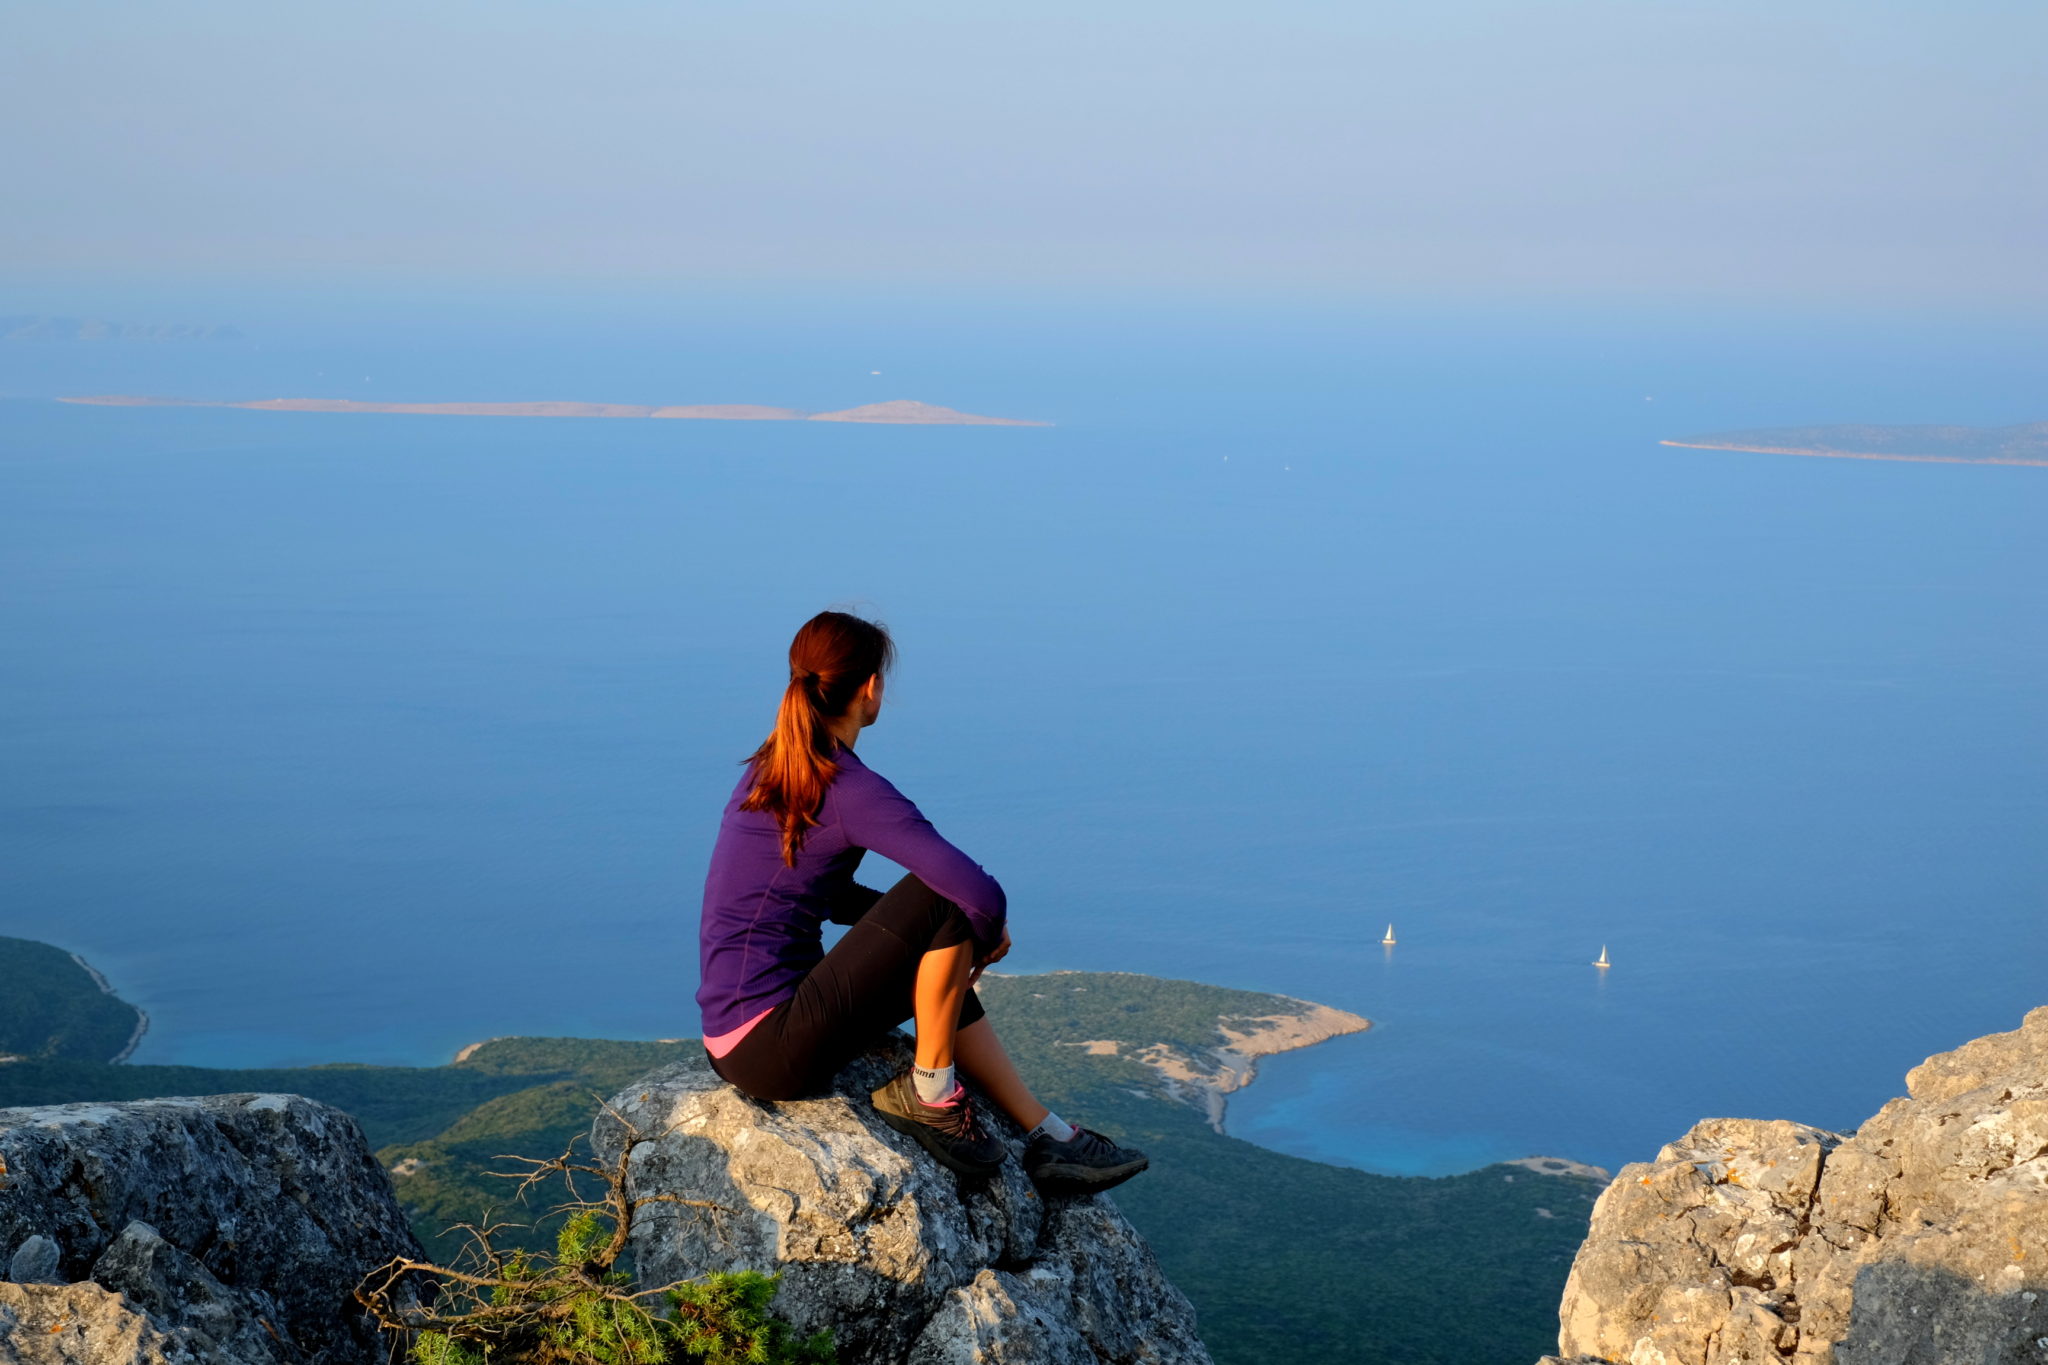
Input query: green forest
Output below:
<box><xmin>0</xmin><ymin>935</ymin><xmax>146</xmax><ymax>1063</ymax></box>
<box><xmin>0</xmin><ymin>955</ymin><xmax>1596</xmax><ymax>1365</ymax></box>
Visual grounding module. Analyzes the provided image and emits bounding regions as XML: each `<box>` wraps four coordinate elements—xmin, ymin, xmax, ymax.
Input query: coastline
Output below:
<box><xmin>1076</xmin><ymin>998</ymin><xmax>1373</xmax><ymax>1134</ymax></box>
<box><xmin>451</xmin><ymin>989</ymin><xmax>1370</xmax><ymax>1135</ymax></box>
<box><xmin>1659</xmin><ymin>439</ymin><xmax>2048</xmax><ymax>469</ymax></box>
<box><xmin>68</xmin><ymin>951</ymin><xmax>150</xmax><ymax>1064</ymax></box>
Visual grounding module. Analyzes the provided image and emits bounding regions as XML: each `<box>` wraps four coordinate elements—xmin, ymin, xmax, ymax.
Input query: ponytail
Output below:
<box><xmin>741</xmin><ymin>611</ymin><xmax>895</xmax><ymax>865</ymax></box>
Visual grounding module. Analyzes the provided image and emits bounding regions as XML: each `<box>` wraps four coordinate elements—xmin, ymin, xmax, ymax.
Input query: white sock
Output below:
<box><xmin>1029</xmin><ymin>1112</ymin><xmax>1077</xmax><ymax>1144</ymax></box>
<box><xmin>912</xmin><ymin>1064</ymin><xmax>958</xmax><ymax>1104</ymax></box>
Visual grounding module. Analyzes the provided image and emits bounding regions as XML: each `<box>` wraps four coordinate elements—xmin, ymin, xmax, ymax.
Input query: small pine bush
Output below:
<box><xmin>663</xmin><ymin>1271</ymin><xmax>835</xmax><ymax>1365</ymax></box>
<box><xmin>360</xmin><ymin>1132</ymin><xmax>833</xmax><ymax>1365</ymax></box>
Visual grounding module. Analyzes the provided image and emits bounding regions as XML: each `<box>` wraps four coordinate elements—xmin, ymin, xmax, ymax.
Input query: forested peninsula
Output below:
<box><xmin>0</xmin><ymin>936</ymin><xmax>148</xmax><ymax>1064</ymax></box>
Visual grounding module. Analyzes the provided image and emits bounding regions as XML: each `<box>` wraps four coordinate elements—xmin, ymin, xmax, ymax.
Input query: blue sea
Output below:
<box><xmin>3</xmin><ymin>291</ymin><xmax>2043</xmax><ymax>1178</ymax></box>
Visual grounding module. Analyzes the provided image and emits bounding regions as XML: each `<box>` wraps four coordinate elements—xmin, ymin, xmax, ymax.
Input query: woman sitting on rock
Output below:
<box><xmin>696</xmin><ymin>609</ymin><xmax>1147</xmax><ymax>1191</ymax></box>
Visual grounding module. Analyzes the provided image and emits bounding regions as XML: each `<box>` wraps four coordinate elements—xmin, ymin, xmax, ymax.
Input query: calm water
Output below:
<box><xmin>3</xmin><ymin>295</ymin><xmax>2043</xmax><ymax>1176</ymax></box>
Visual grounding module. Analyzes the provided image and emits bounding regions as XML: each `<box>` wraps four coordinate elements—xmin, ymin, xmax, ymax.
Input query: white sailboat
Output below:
<box><xmin>1381</xmin><ymin>923</ymin><xmax>1397</xmax><ymax>946</ymax></box>
<box><xmin>1593</xmin><ymin>945</ymin><xmax>1610</xmax><ymax>968</ymax></box>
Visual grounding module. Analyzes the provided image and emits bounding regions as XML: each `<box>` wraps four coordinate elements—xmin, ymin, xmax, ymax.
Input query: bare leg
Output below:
<box><xmin>912</xmin><ymin>941</ymin><xmax>975</xmax><ymax>1071</ymax></box>
<box><xmin>954</xmin><ymin>1016</ymin><xmax>1050</xmax><ymax>1131</ymax></box>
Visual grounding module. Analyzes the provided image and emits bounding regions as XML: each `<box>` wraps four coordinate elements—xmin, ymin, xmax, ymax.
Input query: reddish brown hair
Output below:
<box><xmin>741</xmin><ymin>610</ymin><xmax>896</xmax><ymax>865</ymax></box>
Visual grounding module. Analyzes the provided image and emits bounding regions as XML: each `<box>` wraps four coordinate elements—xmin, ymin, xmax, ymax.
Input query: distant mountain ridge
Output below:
<box><xmin>1663</xmin><ymin>420</ymin><xmax>2048</xmax><ymax>467</ymax></box>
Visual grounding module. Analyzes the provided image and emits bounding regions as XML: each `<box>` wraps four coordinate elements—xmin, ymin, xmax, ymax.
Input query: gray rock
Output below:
<box><xmin>597</xmin><ymin>1035</ymin><xmax>1212</xmax><ymax>1365</ymax></box>
<box><xmin>89</xmin><ymin>1222</ymin><xmax>283</xmax><ymax>1363</ymax></box>
<box><xmin>0</xmin><ymin>1092</ymin><xmax>422</xmax><ymax>1365</ymax></box>
<box><xmin>9</xmin><ymin>1235</ymin><xmax>61</xmax><ymax>1285</ymax></box>
<box><xmin>0</xmin><ymin>1282</ymin><xmax>199</xmax><ymax>1365</ymax></box>
<box><xmin>1544</xmin><ymin>1004</ymin><xmax>2048</xmax><ymax>1365</ymax></box>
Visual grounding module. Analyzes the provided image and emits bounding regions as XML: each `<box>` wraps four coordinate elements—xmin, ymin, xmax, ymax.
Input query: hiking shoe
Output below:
<box><xmin>1024</xmin><ymin>1126</ymin><xmax>1149</xmax><ymax>1193</ymax></box>
<box><xmin>870</xmin><ymin>1071</ymin><xmax>1006</xmax><ymax>1177</ymax></box>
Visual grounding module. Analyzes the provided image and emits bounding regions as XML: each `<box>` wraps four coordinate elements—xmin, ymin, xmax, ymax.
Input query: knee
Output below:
<box><xmin>890</xmin><ymin>874</ymin><xmax>962</xmax><ymax>911</ymax></box>
<box><xmin>878</xmin><ymin>876</ymin><xmax>973</xmax><ymax>949</ymax></box>
<box><xmin>929</xmin><ymin>904</ymin><xmax>975</xmax><ymax>952</ymax></box>
<box><xmin>960</xmin><ymin>989</ymin><xmax>987</xmax><ymax>1028</ymax></box>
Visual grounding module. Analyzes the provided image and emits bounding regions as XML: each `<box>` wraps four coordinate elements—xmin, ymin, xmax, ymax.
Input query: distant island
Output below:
<box><xmin>59</xmin><ymin>394</ymin><xmax>1048</xmax><ymax>426</ymax></box>
<box><xmin>4</xmin><ymin>315</ymin><xmax>241</xmax><ymax>342</ymax></box>
<box><xmin>1662</xmin><ymin>420</ymin><xmax>2048</xmax><ymax>467</ymax></box>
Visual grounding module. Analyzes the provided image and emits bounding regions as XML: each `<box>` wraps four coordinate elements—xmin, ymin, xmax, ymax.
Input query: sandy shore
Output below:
<box><xmin>1076</xmin><ymin>1000</ymin><xmax>1373</xmax><ymax>1134</ymax></box>
<box><xmin>68</xmin><ymin>951</ymin><xmax>150</xmax><ymax>1063</ymax></box>
<box><xmin>59</xmin><ymin>395</ymin><xmax>1048</xmax><ymax>427</ymax></box>
<box><xmin>1507</xmin><ymin>1155</ymin><xmax>1612</xmax><ymax>1181</ymax></box>
<box><xmin>450</xmin><ymin>1037</ymin><xmax>508</xmax><ymax>1064</ymax></box>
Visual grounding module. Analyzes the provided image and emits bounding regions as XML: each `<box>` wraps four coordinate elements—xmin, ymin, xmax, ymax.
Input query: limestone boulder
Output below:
<box><xmin>0</xmin><ymin>1093</ymin><xmax>421</xmax><ymax>1365</ymax></box>
<box><xmin>0</xmin><ymin>1281</ymin><xmax>203</xmax><ymax>1365</ymax></box>
<box><xmin>1544</xmin><ymin>1005</ymin><xmax>2048</xmax><ymax>1365</ymax></box>
<box><xmin>596</xmin><ymin>1035</ymin><xmax>1212</xmax><ymax>1365</ymax></box>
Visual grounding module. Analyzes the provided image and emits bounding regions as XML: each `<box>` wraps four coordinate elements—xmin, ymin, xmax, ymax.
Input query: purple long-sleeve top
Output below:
<box><xmin>695</xmin><ymin>745</ymin><xmax>1007</xmax><ymax>1037</ymax></box>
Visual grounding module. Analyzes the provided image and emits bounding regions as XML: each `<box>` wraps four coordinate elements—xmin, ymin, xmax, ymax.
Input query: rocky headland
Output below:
<box><xmin>57</xmin><ymin>395</ymin><xmax>1048</xmax><ymax>426</ymax></box>
<box><xmin>1062</xmin><ymin>993</ymin><xmax>1370</xmax><ymax>1132</ymax></box>
<box><xmin>1537</xmin><ymin>1004</ymin><xmax>2048</xmax><ymax>1365</ymax></box>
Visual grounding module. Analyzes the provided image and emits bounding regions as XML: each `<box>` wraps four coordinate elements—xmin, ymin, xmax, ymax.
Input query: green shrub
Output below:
<box><xmin>358</xmin><ymin>1133</ymin><xmax>832</xmax><ymax>1365</ymax></box>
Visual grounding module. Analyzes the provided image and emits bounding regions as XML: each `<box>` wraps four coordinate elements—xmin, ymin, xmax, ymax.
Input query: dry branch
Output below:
<box><xmin>355</xmin><ymin>1109</ymin><xmax>734</xmax><ymax>1353</ymax></box>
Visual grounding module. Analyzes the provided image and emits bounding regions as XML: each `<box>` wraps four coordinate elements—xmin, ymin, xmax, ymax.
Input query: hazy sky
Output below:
<box><xmin>6</xmin><ymin>0</ymin><xmax>2044</xmax><ymax>305</ymax></box>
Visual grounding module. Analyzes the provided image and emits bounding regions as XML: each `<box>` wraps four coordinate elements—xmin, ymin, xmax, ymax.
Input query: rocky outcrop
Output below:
<box><xmin>595</xmin><ymin>1036</ymin><xmax>1212</xmax><ymax>1365</ymax></box>
<box><xmin>1539</xmin><ymin>1005</ymin><xmax>2048</xmax><ymax>1365</ymax></box>
<box><xmin>0</xmin><ymin>1093</ymin><xmax>422</xmax><ymax>1364</ymax></box>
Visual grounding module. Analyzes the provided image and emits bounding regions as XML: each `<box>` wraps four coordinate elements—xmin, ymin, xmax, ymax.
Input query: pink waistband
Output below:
<box><xmin>703</xmin><ymin>1006</ymin><xmax>775</xmax><ymax>1059</ymax></box>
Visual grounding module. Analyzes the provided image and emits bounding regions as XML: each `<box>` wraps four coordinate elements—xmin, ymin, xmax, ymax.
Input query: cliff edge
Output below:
<box><xmin>1539</xmin><ymin>1005</ymin><xmax>2048</xmax><ymax>1365</ymax></box>
<box><xmin>595</xmin><ymin>1033</ymin><xmax>1212</xmax><ymax>1365</ymax></box>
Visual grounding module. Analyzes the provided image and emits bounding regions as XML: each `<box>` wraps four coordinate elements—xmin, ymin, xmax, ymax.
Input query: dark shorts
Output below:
<box><xmin>708</xmin><ymin>874</ymin><xmax>987</xmax><ymax>1101</ymax></box>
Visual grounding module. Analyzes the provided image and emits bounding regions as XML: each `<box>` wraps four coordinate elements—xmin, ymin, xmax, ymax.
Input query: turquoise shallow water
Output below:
<box><xmin>3</xmin><ymin>296</ymin><xmax>2043</xmax><ymax>1176</ymax></box>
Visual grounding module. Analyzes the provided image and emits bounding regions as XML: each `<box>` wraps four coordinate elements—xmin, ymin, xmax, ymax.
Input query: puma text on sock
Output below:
<box><xmin>1029</xmin><ymin>1112</ymin><xmax>1077</xmax><ymax>1144</ymax></box>
<box><xmin>912</xmin><ymin>1064</ymin><xmax>959</xmax><ymax>1105</ymax></box>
